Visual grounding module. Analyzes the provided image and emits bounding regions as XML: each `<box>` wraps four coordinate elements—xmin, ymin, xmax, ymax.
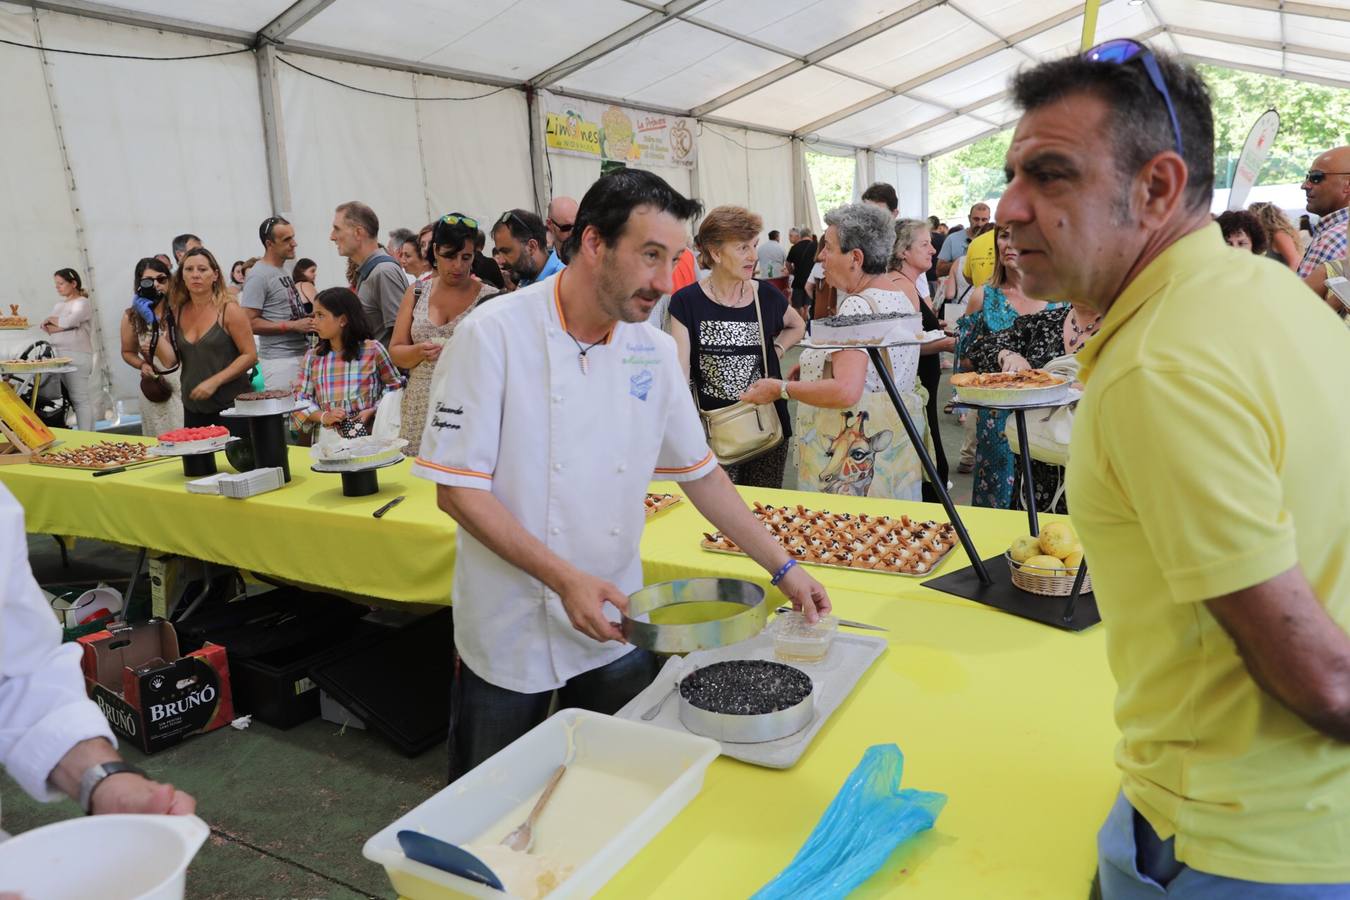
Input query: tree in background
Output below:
<box><xmin>926</xmin><ymin>64</ymin><xmax>1350</xmax><ymax>221</ymax></box>
<box><xmin>806</xmin><ymin>151</ymin><xmax>856</xmax><ymax>220</ymax></box>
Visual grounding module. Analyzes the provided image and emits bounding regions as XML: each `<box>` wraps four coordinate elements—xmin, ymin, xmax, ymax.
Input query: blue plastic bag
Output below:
<box><xmin>752</xmin><ymin>744</ymin><xmax>946</xmax><ymax>899</ymax></box>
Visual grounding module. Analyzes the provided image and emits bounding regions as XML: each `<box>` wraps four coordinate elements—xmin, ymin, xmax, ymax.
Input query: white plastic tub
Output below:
<box><xmin>0</xmin><ymin>814</ymin><xmax>209</xmax><ymax>900</ymax></box>
<box><xmin>363</xmin><ymin>709</ymin><xmax>719</xmax><ymax>900</ymax></box>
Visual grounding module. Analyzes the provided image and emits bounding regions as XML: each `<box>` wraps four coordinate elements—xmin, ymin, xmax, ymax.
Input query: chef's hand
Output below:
<box><xmin>419</xmin><ymin>341</ymin><xmax>443</xmax><ymax>363</ymax></box>
<box><xmin>91</xmin><ymin>772</ymin><xmax>196</xmax><ymax>816</ymax></box>
<box><xmin>778</xmin><ymin>565</ymin><xmax>831</xmax><ymax>623</ymax></box>
<box><xmin>739</xmin><ymin>378</ymin><xmax>782</xmax><ymax>405</ymax></box>
<box><xmin>999</xmin><ymin>350</ymin><xmax>1031</xmax><ymax>373</ymax></box>
<box><xmin>557</xmin><ymin>570</ymin><xmax>628</xmax><ymax>643</ymax></box>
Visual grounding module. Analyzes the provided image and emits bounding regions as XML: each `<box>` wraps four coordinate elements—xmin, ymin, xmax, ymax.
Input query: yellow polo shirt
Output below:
<box><xmin>1067</xmin><ymin>224</ymin><xmax>1350</xmax><ymax>882</ymax></box>
<box><xmin>961</xmin><ymin>228</ymin><xmax>996</xmax><ymax>288</ymax></box>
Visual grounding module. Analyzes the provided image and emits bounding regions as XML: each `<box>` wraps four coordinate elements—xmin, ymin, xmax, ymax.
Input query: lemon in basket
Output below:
<box><xmin>1024</xmin><ymin>554</ymin><xmax>1068</xmax><ymax>572</ymax></box>
<box><xmin>1038</xmin><ymin>522</ymin><xmax>1077</xmax><ymax>559</ymax></box>
<box><xmin>1009</xmin><ymin>535</ymin><xmax>1041</xmax><ymax>563</ymax></box>
<box><xmin>1063</xmin><ymin>548</ymin><xmax>1084</xmax><ymax>570</ymax></box>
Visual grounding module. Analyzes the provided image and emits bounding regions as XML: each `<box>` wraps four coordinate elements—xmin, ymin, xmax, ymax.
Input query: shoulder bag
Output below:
<box><xmin>696</xmin><ymin>286</ymin><xmax>784</xmax><ymax>465</ymax></box>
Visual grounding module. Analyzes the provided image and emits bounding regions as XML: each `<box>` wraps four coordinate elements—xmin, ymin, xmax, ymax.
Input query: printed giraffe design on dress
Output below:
<box><xmin>817</xmin><ymin>411</ymin><xmax>893</xmax><ymax>497</ymax></box>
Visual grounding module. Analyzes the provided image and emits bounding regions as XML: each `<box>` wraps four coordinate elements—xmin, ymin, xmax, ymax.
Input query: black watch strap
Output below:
<box><xmin>79</xmin><ymin>761</ymin><xmax>145</xmax><ymax>814</ymax></box>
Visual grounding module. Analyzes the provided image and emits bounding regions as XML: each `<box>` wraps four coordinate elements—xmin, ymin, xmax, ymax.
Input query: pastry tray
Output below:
<box><xmin>799</xmin><ymin>331</ymin><xmax>943</xmax><ymax>351</ymax></box>
<box><xmin>953</xmin><ymin>386</ymin><xmax>1082</xmax><ymax>410</ymax></box>
<box><xmin>311</xmin><ymin>454</ymin><xmax>404</xmax><ymax>474</ymax></box>
<box><xmin>32</xmin><ymin>449</ymin><xmax>156</xmax><ymax>470</ymax></box>
<box><xmin>148</xmin><ymin>436</ymin><xmax>238</xmax><ymax>457</ymax></box>
<box><xmin>617</xmin><ymin>628</ymin><xmax>887</xmax><ymax>769</ymax></box>
<box><xmin>699</xmin><ymin>539</ymin><xmax>956</xmax><ymax>579</ymax></box>
<box><xmin>644</xmin><ymin>492</ymin><xmax>682</xmax><ymax>518</ymax></box>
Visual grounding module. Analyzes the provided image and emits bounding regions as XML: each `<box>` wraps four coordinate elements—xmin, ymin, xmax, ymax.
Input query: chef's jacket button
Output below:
<box><xmin>616</xmin><ymin>463</ymin><xmax>627</xmax><ymax>473</ymax></box>
<box><xmin>550</xmin><ymin>527</ymin><xmax>561</xmax><ymax>536</ymax></box>
<box><xmin>552</xmin><ymin>395</ymin><xmax>563</xmax><ymax>404</ymax></box>
<box><xmin>610</xmin><ymin>527</ymin><xmax>621</xmax><ymax>536</ymax></box>
<box><xmin>553</xmin><ymin>462</ymin><xmax>564</xmax><ymax>472</ymax></box>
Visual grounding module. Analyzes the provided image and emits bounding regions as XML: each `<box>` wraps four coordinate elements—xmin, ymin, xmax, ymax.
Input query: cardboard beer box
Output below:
<box><xmin>78</xmin><ymin>618</ymin><xmax>233</xmax><ymax>754</ymax></box>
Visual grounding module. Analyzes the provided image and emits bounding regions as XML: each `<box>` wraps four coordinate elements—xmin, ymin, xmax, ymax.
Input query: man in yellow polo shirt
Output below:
<box><xmin>1000</xmin><ymin>46</ymin><xmax>1350</xmax><ymax>897</ymax></box>
<box><xmin>960</xmin><ymin>224</ymin><xmax>997</xmax><ymax>288</ymax></box>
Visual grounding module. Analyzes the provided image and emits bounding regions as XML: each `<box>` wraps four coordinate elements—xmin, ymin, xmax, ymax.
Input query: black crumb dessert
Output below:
<box><xmin>679</xmin><ymin>660</ymin><xmax>812</xmax><ymax>716</ymax></box>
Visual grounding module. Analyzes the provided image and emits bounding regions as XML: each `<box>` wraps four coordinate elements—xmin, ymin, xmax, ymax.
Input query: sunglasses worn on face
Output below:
<box><xmin>1306</xmin><ymin>170</ymin><xmax>1350</xmax><ymax>185</ymax></box>
<box><xmin>1083</xmin><ymin>39</ymin><xmax>1184</xmax><ymax>156</ymax></box>
<box><xmin>553</xmin><ymin>221</ymin><xmax>574</xmax><ymax>233</ymax></box>
<box><xmin>441</xmin><ymin>213</ymin><xmax>479</xmax><ymax>230</ymax></box>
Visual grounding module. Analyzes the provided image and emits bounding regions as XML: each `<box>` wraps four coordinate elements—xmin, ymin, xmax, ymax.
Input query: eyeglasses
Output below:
<box><xmin>1083</xmin><ymin>39</ymin><xmax>1184</xmax><ymax>156</ymax></box>
<box><xmin>1305</xmin><ymin>170</ymin><xmax>1350</xmax><ymax>185</ymax></box>
<box><xmin>441</xmin><ymin>213</ymin><xmax>479</xmax><ymax>230</ymax></box>
<box><xmin>149</xmin><ymin>274</ymin><xmax>169</xmax><ymax>283</ymax></box>
<box><xmin>553</xmin><ymin>221</ymin><xmax>574</xmax><ymax>233</ymax></box>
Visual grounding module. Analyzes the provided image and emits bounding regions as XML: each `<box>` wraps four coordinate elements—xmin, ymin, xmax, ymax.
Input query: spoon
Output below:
<box><xmin>501</xmin><ymin>765</ymin><xmax>566</xmax><ymax>853</ymax></box>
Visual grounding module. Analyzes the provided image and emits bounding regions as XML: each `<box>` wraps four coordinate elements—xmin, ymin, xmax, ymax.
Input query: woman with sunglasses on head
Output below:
<box><xmin>389</xmin><ymin>213</ymin><xmax>499</xmax><ymax>455</ymax></box>
<box><xmin>40</xmin><ymin>267</ymin><xmax>95</xmax><ymax>430</ymax></box>
<box><xmin>120</xmin><ymin>257</ymin><xmax>183</xmax><ymax>435</ymax></box>
<box><xmin>166</xmin><ymin>247</ymin><xmax>256</xmax><ymax>429</ymax></box>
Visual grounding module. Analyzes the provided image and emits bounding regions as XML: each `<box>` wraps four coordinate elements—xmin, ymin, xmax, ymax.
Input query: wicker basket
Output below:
<box><xmin>1005</xmin><ymin>552</ymin><xmax>1092</xmax><ymax>596</ymax></box>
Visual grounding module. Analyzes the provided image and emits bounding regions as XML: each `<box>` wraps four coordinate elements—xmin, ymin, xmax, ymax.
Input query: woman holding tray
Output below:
<box><xmin>292</xmin><ymin>287</ymin><xmax>404</xmax><ymax>438</ymax></box>
<box><xmin>742</xmin><ymin>203</ymin><xmax>929</xmax><ymax>501</ymax></box>
<box><xmin>965</xmin><ymin>300</ymin><xmax>1100</xmax><ymax>514</ymax></box>
<box><xmin>954</xmin><ymin>225</ymin><xmax>1063</xmax><ymax>509</ymax></box>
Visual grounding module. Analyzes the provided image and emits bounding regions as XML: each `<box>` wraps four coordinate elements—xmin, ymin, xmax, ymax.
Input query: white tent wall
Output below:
<box><xmin>277</xmin><ymin>56</ymin><xmax>431</xmax><ymax>293</ymax></box>
<box><xmin>0</xmin><ymin>4</ymin><xmax>82</xmax><ymax>352</ymax></box>
<box><xmin>30</xmin><ymin>8</ymin><xmax>271</xmax><ymax>409</ymax></box>
<box><xmin>696</xmin><ymin>124</ymin><xmax>794</xmax><ymax>238</ymax></box>
<box><xmin>872</xmin><ymin>153</ymin><xmax>925</xmax><ymax>219</ymax></box>
<box><xmin>415</xmin><ymin>76</ymin><xmax>534</xmax><ymax>232</ymax></box>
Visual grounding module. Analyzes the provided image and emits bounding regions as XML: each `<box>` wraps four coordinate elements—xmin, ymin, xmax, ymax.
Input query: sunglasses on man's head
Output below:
<box><xmin>1305</xmin><ymin>170</ymin><xmax>1350</xmax><ymax>185</ymax></box>
<box><xmin>441</xmin><ymin>213</ymin><xmax>479</xmax><ymax>230</ymax></box>
<box><xmin>1082</xmin><ymin>38</ymin><xmax>1184</xmax><ymax>156</ymax></box>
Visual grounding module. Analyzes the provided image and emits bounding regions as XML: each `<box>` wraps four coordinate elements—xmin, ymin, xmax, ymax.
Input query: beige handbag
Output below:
<box><xmin>697</xmin><ymin>289</ymin><xmax>784</xmax><ymax>466</ymax></box>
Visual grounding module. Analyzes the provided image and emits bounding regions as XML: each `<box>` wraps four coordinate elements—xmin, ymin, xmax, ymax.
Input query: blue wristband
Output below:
<box><xmin>770</xmin><ymin>558</ymin><xmax>798</xmax><ymax>586</ymax></box>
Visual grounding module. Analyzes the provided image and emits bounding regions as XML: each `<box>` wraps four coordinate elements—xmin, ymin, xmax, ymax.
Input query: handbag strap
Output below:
<box><xmin>692</xmin><ymin>281</ymin><xmax>773</xmax><ymax>415</ymax></box>
<box><xmin>145</xmin><ymin>309</ymin><xmax>181</xmax><ymax>375</ymax></box>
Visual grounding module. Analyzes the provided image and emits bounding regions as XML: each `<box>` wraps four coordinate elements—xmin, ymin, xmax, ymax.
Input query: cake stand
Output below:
<box><xmin>148</xmin><ymin>436</ymin><xmax>240</xmax><ymax>477</ymax></box>
<box><xmin>310</xmin><ymin>455</ymin><xmax>402</xmax><ymax>497</ymax></box>
<box><xmin>924</xmin><ymin>389</ymin><xmax>1097</xmax><ymax>632</ymax></box>
<box><xmin>220</xmin><ymin>401</ymin><xmax>307</xmax><ymax>482</ymax></box>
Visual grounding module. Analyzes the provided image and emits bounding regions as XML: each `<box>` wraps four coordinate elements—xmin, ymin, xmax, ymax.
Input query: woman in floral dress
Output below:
<box><xmin>389</xmin><ymin>214</ymin><xmax>498</xmax><ymax>456</ymax></box>
<box><xmin>954</xmin><ymin>225</ymin><xmax>1064</xmax><ymax>509</ymax></box>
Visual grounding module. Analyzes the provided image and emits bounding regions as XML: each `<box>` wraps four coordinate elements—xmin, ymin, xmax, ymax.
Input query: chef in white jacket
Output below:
<box><xmin>414</xmin><ymin>170</ymin><xmax>831</xmax><ymax>780</ymax></box>
<box><xmin>0</xmin><ymin>484</ymin><xmax>194</xmax><ymax>846</ymax></box>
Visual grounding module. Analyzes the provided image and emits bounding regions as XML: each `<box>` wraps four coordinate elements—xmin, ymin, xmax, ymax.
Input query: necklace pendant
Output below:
<box><xmin>578</xmin><ymin>352</ymin><xmax>589</xmax><ymax>376</ymax></box>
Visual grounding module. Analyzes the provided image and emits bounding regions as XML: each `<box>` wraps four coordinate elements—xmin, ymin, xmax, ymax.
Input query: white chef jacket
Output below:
<box><xmin>411</xmin><ymin>273</ymin><xmax>717</xmax><ymax>693</ymax></box>
<box><xmin>0</xmin><ymin>484</ymin><xmax>115</xmax><ymax>811</ymax></box>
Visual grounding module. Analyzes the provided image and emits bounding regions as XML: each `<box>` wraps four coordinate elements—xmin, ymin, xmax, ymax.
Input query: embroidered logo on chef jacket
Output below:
<box><xmin>629</xmin><ymin>369</ymin><xmax>654</xmax><ymax>401</ymax></box>
<box><xmin>431</xmin><ymin>401</ymin><xmax>463</xmax><ymax>430</ymax></box>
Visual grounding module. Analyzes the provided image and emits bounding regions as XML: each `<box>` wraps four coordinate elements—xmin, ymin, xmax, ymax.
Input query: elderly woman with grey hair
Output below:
<box><xmin>742</xmin><ymin>203</ymin><xmax>929</xmax><ymax>500</ymax></box>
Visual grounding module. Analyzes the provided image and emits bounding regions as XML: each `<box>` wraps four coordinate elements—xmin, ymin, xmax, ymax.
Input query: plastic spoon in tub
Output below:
<box><xmin>396</xmin><ymin>831</ymin><xmax>505</xmax><ymax>891</ymax></box>
<box><xmin>501</xmin><ymin>765</ymin><xmax>566</xmax><ymax>853</ymax></box>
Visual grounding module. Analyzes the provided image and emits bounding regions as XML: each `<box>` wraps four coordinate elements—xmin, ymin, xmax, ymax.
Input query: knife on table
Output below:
<box><xmin>92</xmin><ymin>458</ymin><xmax>175</xmax><ymax>477</ymax></box>
<box><xmin>373</xmin><ymin>495</ymin><xmax>406</xmax><ymax>518</ymax></box>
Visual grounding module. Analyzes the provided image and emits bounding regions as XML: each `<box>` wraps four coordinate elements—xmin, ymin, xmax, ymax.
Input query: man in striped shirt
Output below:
<box><xmin>1298</xmin><ymin>147</ymin><xmax>1350</xmax><ymax>291</ymax></box>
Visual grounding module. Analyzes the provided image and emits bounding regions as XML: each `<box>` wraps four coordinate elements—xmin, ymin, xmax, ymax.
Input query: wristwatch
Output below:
<box><xmin>779</xmin><ymin>380</ymin><xmax>791</xmax><ymax>401</ymax></box>
<box><xmin>79</xmin><ymin>761</ymin><xmax>145</xmax><ymax>814</ymax></box>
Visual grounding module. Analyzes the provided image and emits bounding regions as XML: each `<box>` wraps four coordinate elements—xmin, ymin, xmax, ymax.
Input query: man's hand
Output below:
<box><xmin>92</xmin><ymin>773</ymin><xmax>196</xmax><ymax>816</ymax></box>
<box><xmin>295</xmin><ymin>316</ymin><xmax>316</xmax><ymax>333</ymax></box>
<box><xmin>739</xmin><ymin>378</ymin><xmax>782</xmax><ymax>405</ymax></box>
<box><xmin>556</xmin><ymin>569</ymin><xmax>628</xmax><ymax>643</ymax></box>
<box><xmin>778</xmin><ymin>565</ymin><xmax>831</xmax><ymax>623</ymax></box>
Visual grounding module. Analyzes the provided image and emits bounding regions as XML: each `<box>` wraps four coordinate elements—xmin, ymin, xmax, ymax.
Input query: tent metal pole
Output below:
<box><xmin>255</xmin><ymin>44</ymin><xmax>293</xmax><ymax>215</ymax></box>
<box><xmin>31</xmin><ymin>9</ymin><xmax>116</xmax><ymax>423</ymax></box>
<box><xmin>525</xmin><ymin>88</ymin><xmax>550</xmax><ymax>217</ymax></box>
<box><xmin>1080</xmin><ymin>0</ymin><xmax>1102</xmax><ymax>50</ymax></box>
<box><xmin>921</xmin><ymin>159</ymin><xmax>930</xmax><ymax>219</ymax></box>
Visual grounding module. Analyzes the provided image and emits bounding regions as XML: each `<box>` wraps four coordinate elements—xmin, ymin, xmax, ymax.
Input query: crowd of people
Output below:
<box><xmin>9</xmin><ymin>40</ymin><xmax>1350</xmax><ymax>899</ymax></box>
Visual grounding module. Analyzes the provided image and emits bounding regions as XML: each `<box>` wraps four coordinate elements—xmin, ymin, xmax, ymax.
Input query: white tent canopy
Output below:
<box><xmin>3</xmin><ymin>0</ymin><xmax>1345</xmax><ymax>413</ymax></box>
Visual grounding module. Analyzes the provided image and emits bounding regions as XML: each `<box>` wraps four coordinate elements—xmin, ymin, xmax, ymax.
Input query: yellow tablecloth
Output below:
<box><xmin>8</xmin><ymin>434</ymin><xmax>1120</xmax><ymax>896</ymax></box>
<box><xmin>619</xmin><ymin>485</ymin><xmax>1116</xmax><ymax>899</ymax></box>
<box><xmin>0</xmin><ymin>431</ymin><xmax>459</xmax><ymax>604</ymax></box>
